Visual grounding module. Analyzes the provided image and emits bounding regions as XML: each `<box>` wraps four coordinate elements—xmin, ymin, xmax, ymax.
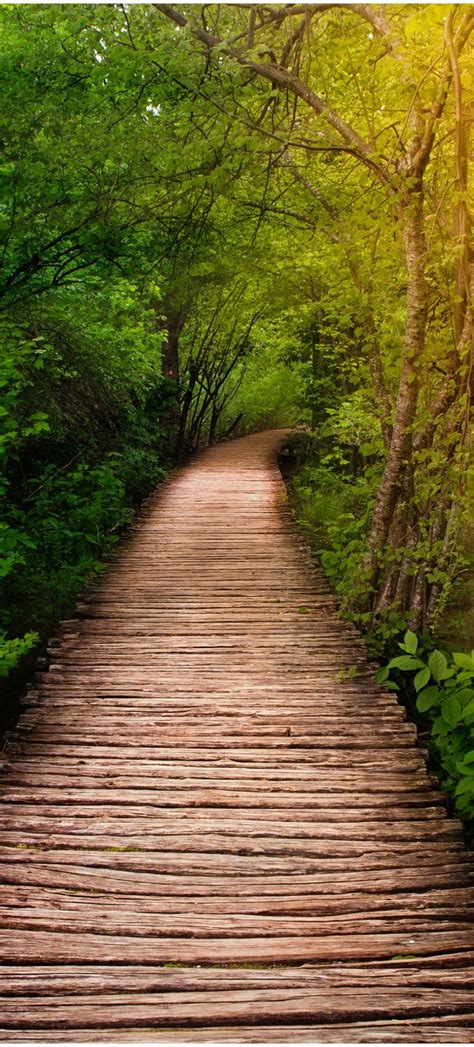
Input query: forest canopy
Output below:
<box><xmin>0</xmin><ymin>3</ymin><xmax>472</xmax><ymax>695</ymax></box>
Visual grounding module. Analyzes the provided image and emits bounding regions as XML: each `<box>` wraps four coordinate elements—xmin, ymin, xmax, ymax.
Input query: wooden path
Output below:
<box><xmin>0</xmin><ymin>429</ymin><xmax>473</xmax><ymax>1042</ymax></box>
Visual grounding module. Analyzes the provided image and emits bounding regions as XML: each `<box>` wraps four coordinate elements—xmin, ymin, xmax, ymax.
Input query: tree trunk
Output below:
<box><xmin>363</xmin><ymin>187</ymin><xmax>428</xmax><ymax>598</ymax></box>
<box><xmin>161</xmin><ymin>309</ymin><xmax>184</xmax><ymax>383</ymax></box>
<box><xmin>208</xmin><ymin>402</ymin><xmax>220</xmax><ymax>445</ymax></box>
<box><xmin>176</xmin><ymin>362</ymin><xmax>199</xmax><ymax>457</ymax></box>
<box><xmin>374</xmin><ymin>465</ymin><xmax>413</xmax><ymax>617</ymax></box>
<box><xmin>153</xmin><ymin>303</ymin><xmax>186</xmax><ymax>453</ymax></box>
<box><xmin>364</xmin><ymin>309</ymin><xmax>393</xmax><ymax>449</ymax></box>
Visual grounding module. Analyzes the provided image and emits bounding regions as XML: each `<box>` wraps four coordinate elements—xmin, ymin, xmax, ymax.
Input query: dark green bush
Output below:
<box><xmin>0</xmin><ymin>310</ymin><xmax>172</xmax><ymax>680</ymax></box>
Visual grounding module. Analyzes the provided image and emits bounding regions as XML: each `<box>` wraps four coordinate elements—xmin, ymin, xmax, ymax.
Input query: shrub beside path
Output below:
<box><xmin>0</xmin><ymin>430</ymin><xmax>473</xmax><ymax>1041</ymax></box>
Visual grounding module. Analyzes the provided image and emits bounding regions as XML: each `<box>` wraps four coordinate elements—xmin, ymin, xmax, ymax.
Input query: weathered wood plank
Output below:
<box><xmin>0</xmin><ymin>832</ymin><xmax>463</xmax><ymax>856</ymax></box>
<box><xmin>0</xmin><ymin>927</ymin><xmax>473</xmax><ymax>964</ymax></box>
<box><xmin>1</xmin><ymin>986</ymin><xmax>474</xmax><ymax>1027</ymax></box>
<box><xmin>0</xmin><ymin>810</ymin><xmax>460</xmax><ymax>839</ymax></box>
<box><xmin>1</xmin><ymin>884</ymin><xmax>472</xmax><ymax>917</ymax></box>
<box><xmin>0</xmin><ymin>861</ymin><xmax>470</xmax><ymax>897</ymax></box>
<box><xmin>0</xmin><ymin>789</ymin><xmax>449</xmax><ymax>819</ymax></box>
<box><xmin>2</xmin><ymin>962</ymin><xmax>474</xmax><ymax>994</ymax></box>
<box><xmin>0</xmin><ymin>1022</ymin><xmax>472</xmax><ymax>1043</ymax></box>
<box><xmin>1</xmin><ymin>907</ymin><xmax>472</xmax><ymax>939</ymax></box>
<box><xmin>1</xmin><ymin>845</ymin><xmax>467</xmax><ymax>873</ymax></box>
<box><xmin>4</xmin><ymin>742</ymin><xmax>427</xmax><ymax>768</ymax></box>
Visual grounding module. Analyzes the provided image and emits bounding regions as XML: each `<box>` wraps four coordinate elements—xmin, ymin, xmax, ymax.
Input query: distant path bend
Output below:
<box><xmin>0</xmin><ymin>429</ymin><xmax>473</xmax><ymax>1042</ymax></box>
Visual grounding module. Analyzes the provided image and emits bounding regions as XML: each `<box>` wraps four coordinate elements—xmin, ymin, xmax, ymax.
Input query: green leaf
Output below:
<box><xmin>462</xmin><ymin>700</ymin><xmax>474</xmax><ymax>725</ymax></box>
<box><xmin>428</xmin><ymin>649</ymin><xmax>448</xmax><ymax>682</ymax></box>
<box><xmin>376</xmin><ymin>665</ymin><xmax>389</xmax><ymax>684</ymax></box>
<box><xmin>441</xmin><ymin>695</ymin><xmax>461</xmax><ymax>728</ymax></box>
<box><xmin>414</xmin><ymin>666</ymin><xmax>430</xmax><ymax>692</ymax></box>
<box><xmin>455</xmin><ymin>793</ymin><xmax>474</xmax><ymax>812</ymax></box>
<box><xmin>455</xmin><ymin>688</ymin><xmax>474</xmax><ymax>707</ymax></box>
<box><xmin>432</xmin><ymin>715</ymin><xmax>450</xmax><ymax>737</ymax></box>
<box><xmin>402</xmin><ymin>630</ymin><xmax>418</xmax><ymax>654</ymax></box>
<box><xmin>453</xmin><ymin>652</ymin><xmax>474</xmax><ymax>670</ymax></box>
<box><xmin>454</xmin><ymin>776</ymin><xmax>474</xmax><ymax>797</ymax></box>
<box><xmin>416</xmin><ymin>686</ymin><xmax>440</xmax><ymax>713</ymax></box>
<box><xmin>388</xmin><ymin>655</ymin><xmax>424</xmax><ymax>671</ymax></box>
<box><xmin>455</xmin><ymin>759</ymin><xmax>474</xmax><ymax>774</ymax></box>
<box><xmin>456</xmin><ymin>670</ymin><xmax>474</xmax><ymax>683</ymax></box>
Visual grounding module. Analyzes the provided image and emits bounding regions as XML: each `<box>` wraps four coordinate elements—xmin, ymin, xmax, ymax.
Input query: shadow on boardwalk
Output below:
<box><xmin>0</xmin><ymin>430</ymin><xmax>473</xmax><ymax>1042</ymax></box>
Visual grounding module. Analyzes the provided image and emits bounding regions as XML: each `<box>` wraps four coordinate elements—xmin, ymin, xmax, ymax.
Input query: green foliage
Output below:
<box><xmin>320</xmin><ymin>392</ymin><xmax>384</xmax><ymax>464</ymax></box>
<box><xmin>377</xmin><ymin>633</ymin><xmax>474</xmax><ymax>826</ymax></box>
<box><xmin>0</xmin><ymin>300</ymin><xmax>171</xmax><ymax>686</ymax></box>
<box><xmin>0</xmin><ymin>631</ymin><xmax>38</xmax><ymax>679</ymax></box>
<box><xmin>281</xmin><ymin>428</ymin><xmax>400</xmax><ymax>649</ymax></box>
<box><xmin>2</xmin><ymin>433</ymin><xmax>170</xmax><ymax>672</ymax></box>
<box><xmin>279</xmin><ymin>430</ymin><xmax>320</xmax><ymax>467</ymax></box>
<box><xmin>229</xmin><ymin>361</ymin><xmax>303</xmax><ymax>432</ymax></box>
<box><xmin>220</xmin><ymin>335</ymin><xmax>308</xmax><ymax>436</ymax></box>
<box><xmin>7</xmin><ymin>460</ymin><xmax>129</xmax><ymax>620</ymax></box>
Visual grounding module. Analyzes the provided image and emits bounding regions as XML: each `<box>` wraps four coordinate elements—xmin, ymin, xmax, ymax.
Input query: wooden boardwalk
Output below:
<box><xmin>0</xmin><ymin>429</ymin><xmax>473</xmax><ymax>1042</ymax></box>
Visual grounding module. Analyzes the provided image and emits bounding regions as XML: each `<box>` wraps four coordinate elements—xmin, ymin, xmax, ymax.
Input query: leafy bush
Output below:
<box><xmin>0</xmin><ymin>311</ymin><xmax>172</xmax><ymax>687</ymax></box>
<box><xmin>281</xmin><ymin>427</ymin><xmax>414</xmax><ymax>653</ymax></box>
<box><xmin>377</xmin><ymin>631</ymin><xmax>474</xmax><ymax>825</ymax></box>
<box><xmin>279</xmin><ymin>430</ymin><xmax>320</xmax><ymax>468</ymax></box>
<box><xmin>319</xmin><ymin>391</ymin><xmax>384</xmax><ymax>465</ymax></box>
<box><xmin>0</xmin><ymin>631</ymin><xmax>38</xmax><ymax>679</ymax></box>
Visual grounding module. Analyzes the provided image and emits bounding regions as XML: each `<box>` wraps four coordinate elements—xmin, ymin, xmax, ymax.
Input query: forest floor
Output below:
<box><xmin>0</xmin><ymin>430</ymin><xmax>473</xmax><ymax>1042</ymax></box>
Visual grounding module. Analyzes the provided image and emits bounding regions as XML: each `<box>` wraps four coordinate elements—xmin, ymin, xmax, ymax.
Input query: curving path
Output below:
<box><xmin>0</xmin><ymin>430</ymin><xmax>473</xmax><ymax>1042</ymax></box>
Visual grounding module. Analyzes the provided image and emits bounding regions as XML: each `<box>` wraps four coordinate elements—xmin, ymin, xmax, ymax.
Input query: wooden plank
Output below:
<box><xmin>1</xmin><ymin>884</ymin><xmax>472</xmax><ymax>917</ymax></box>
<box><xmin>0</xmin><ymin>833</ymin><xmax>463</xmax><ymax>857</ymax></box>
<box><xmin>0</xmin><ymin>844</ymin><xmax>468</xmax><ymax>874</ymax></box>
<box><xmin>2</xmin><ymin>758</ymin><xmax>430</xmax><ymax>783</ymax></box>
<box><xmin>1</xmin><ymin>907</ymin><xmax>472</xmax><ymax>939</ymax></box>
<box><xmin>0</xmin><ymin>810</ymin><xmax>460</xmax><ymax>839</ymax></box>
<box><xmin>2</xmin><ymin>962</ymin><xmax>474</xmax><ymax>994</ymax></box>
<box><xmin>0</xmin><ymin>986</ymin><xmax>474</xmax><ymax>1027</ymax></box>
<box><xmin>10</xmin><ymin>730</ymin><xmax>417</xmax><ymax>751</ymax></box>
<box><xmin>4</xmin><ymin>742</ymin><xmax>427</xmax><ymax>768</ymax></box>
<box><xmin>0</xmin><ymin>928</ymin><xmax>473</xmax><ymax>963</ymax></box>
<box><xmin>2</xmin><ymin>772</ymin><xmax>444</xmax><ymax>805</ymax></box>
<box><xmin>0</xmin><ymin>861</ymin><xmax>470</xmax><ymax>897</ymax></box>
<box><xmin>0</xmin><ymin>1022</ymin><xmax>473</xmax><ymax>1042</ymax></box>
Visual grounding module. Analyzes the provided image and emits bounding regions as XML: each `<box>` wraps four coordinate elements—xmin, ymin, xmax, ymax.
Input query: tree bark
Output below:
<box><xmin>152</xmin><ymin>302</ymin><xmax>185</xmax><ymax>452</ymax></box>
<box><xmin>363</xmin><ymin>187</ymin><xmax>428</xmax><ymax>595</ymax></box>
<box><xmin>161</xmin><ymin>309</ymin><xmax>184</xmax><ymax>383</ymax></box>
<box><xmin>364</xmin><ymin>308</ymin><xmax>393</xmax><ymax>449</ymax></box>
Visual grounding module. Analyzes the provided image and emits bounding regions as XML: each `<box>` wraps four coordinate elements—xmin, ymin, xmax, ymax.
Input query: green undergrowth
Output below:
<box><xmin>377</xmin><ymin>632</ymin><xmax>474</xmax><ymax>836</ymax></box>
<box><xmin>280</xmin><ymin>430</ymin><xmax>474</xmax><ymax>837</ymax></box>
<box><xmin>0</xmin><ymin>315</ymin><xmax>174</xmax><ymax>695</ymax></box>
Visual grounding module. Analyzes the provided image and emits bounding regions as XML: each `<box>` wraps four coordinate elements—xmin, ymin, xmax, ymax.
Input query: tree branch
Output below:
<box><xmin>154</xmin><ymin>4</ymin><xmax>386</xmax><ymax>182</ymax></box>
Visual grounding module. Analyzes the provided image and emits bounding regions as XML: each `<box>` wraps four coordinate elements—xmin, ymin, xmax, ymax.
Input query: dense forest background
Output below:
<box><xmin>1</xmin><ymin>3</ymin><xmax>473</xmax><ymax>819</ymax></box>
